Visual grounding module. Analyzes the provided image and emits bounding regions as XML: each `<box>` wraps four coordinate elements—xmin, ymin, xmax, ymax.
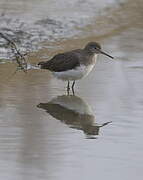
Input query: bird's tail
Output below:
<box><xmin>38</xmin><ymin>61</ymin><xmax>48</xmax><ymax>69</ymax></box>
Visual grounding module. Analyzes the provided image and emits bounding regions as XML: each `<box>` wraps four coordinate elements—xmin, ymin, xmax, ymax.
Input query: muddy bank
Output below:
<box><xmin>0</xmin><ymin>0</ymin><xmax>142</xmax><ymax>61</ymax></box>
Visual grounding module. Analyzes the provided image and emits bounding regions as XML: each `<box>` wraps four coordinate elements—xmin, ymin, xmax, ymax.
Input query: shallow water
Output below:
<box><xmin>0</xmin><ymin>0</ymin><xmax>143</xmax><ymax>180</ymax></box>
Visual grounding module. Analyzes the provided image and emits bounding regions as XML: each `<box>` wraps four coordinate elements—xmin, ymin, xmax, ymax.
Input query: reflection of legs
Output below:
<box><xmin>72</xmin><ymin>80</ymin><xmax>75</xmax><ymax>95</ymax></box>
<box><xmin>67</xmin><ymin>80</ymin><xmax>70</xmax><ymax>92</ymax></box>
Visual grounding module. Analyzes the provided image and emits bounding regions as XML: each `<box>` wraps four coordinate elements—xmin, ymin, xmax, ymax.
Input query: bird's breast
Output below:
<box><xmin>53</xmin><ymin>63</ymin><xmax>95</xmax><ymax>81</ymax></box>
<box><xmin>82</xmin><ymin>63</ymin><xmax>95</xmax><ymax>77</ymax></box>
<box><xmin>92</xmin><ymin>54</ymin><xmax>98</xmax><ymax>63</ymax></box>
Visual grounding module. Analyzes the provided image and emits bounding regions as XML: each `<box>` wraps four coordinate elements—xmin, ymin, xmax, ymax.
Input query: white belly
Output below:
<box><xmin>53</xmin><ymin>64</ymin><xmax>95</xmax><ymax>81</ymax></box>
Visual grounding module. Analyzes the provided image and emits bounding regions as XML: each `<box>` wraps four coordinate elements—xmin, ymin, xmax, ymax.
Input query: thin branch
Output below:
<box><xmin>0</xmin><ymin>32</ymin><xmax>28</xmax><ymax>73</ymax></box>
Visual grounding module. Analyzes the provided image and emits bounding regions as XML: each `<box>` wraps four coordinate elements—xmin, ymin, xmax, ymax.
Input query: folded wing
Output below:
<box><xmin>38</xmin><ymin>51</ymin><xmax>81</xmax><ymax>72</ymax></box>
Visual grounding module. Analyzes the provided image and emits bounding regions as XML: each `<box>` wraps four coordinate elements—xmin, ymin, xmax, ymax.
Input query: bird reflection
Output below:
<box><xmin>37</xmin><ymin>95</ymin><xmax>111</xmax><ymax>138</ymax></box>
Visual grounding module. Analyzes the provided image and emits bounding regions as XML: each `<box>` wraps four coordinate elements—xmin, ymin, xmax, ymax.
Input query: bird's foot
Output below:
<box><xmin>66</xmin><ymin>87</ymin><xmax>70</xmax><ymax>94</ymax></box>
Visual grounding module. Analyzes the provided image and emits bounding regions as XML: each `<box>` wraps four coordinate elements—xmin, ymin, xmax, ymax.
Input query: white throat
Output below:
<box><xmin>92</xmin><ymin>54</ymin><xmax>98</xmax><ymax>63</ymax></box>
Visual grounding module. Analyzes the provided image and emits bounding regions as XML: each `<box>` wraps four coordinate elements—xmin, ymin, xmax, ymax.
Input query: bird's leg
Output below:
<box><xmin>67</xmin><ymin>80</ymin><xmax>70</xmax><ymax>94</ymax></box>
<box><xmin>72</xmin><ymin>80</ymin><xmax>75</xmax><ymax>95</ymax></box>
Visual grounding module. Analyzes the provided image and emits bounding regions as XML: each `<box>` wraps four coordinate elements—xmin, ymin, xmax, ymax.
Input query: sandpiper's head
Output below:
<box><xmin>84</xmin><ymin>42</ymin><xmax>114</xmax><ymax>59</ymax></box>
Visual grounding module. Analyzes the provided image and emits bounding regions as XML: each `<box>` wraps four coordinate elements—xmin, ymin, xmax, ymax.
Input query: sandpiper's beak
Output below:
<box><xmin>98</xmin><ymin>49</ymin><xmax>114</xmax><ymax>59</ymax></box>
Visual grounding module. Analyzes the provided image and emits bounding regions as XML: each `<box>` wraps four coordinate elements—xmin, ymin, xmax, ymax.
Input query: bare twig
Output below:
<box><xmin>0</xmin><ymin>32</ymin><xmax>28</xmax><ymax>73</ymax></box>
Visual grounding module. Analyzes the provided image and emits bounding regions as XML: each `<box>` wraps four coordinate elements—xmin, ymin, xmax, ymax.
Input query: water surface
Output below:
<box><xmin>0</xmin><ymin>0</ymin><xmax>143</xmax><ymax>180</ymax></box>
